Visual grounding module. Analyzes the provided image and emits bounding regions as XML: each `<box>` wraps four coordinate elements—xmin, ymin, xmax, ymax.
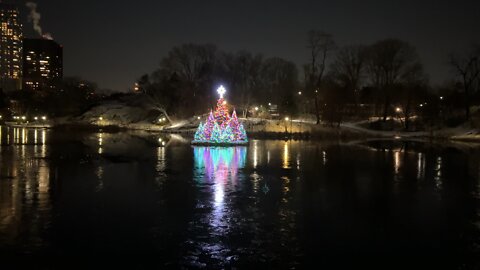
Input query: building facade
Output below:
<box><xmin>0</xmin><ymin>3</ymin><xmax>23</xmax><ymax>92</ymax></box>
<box><xmin>23</xmin><ymin>38</ymin><xmax>63</xmax><ymax>91</ymax></box>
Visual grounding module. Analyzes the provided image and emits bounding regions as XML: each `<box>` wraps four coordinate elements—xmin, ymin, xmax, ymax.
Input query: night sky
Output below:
<box><xmin>11</xmin><ymin>0</ymin><xmax>480</xmax><ymax>91</ymax></box>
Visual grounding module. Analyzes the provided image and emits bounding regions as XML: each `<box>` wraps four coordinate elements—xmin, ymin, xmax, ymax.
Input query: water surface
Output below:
<box><xmin>0</xmin><ymin>126</ymin><xmax>479</xmax><ymax>269</ymax></box>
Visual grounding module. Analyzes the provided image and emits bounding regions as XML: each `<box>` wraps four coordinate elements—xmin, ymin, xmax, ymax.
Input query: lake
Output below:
<box><xmin>0</xmin><ymin>126</ymin><xmax>479</xmax><ymax>269</ymax></box>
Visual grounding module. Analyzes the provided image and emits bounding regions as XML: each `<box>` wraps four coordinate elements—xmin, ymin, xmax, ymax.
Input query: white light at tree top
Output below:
<box><xmin>217</xmin><ymin>86</ymin><xmax>226</xmax><ymax>99</ymax></box>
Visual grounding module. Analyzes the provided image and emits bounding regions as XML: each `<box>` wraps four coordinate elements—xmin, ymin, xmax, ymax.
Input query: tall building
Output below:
<box><xmin>23</xmin><ymin>38</ymin><xmax>63</xmax><ymax>91</ymax></box>
<box><xmin>0</xmin><ymin>2</ymin><xmax>23</xmax><ymax>92</ymax></box>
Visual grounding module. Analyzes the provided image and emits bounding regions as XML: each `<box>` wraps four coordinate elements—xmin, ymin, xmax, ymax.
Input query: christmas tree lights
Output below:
<box><xmin>192</xmin><ymin>86</ymin><xmax>248</xmax><ymax>145</ymax></box>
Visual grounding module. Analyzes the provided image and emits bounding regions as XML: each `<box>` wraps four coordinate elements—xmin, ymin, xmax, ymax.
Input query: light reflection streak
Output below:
<box><xmin>393</xmin><ymin>151</ymin><xmax>401</xmax><ymax>175</ymax></box>
<box><xmin>416</xmin><ymin>153</ymin><xmax>425</xmax><ymax>180</ymax></box>
<box><xmin>253</xmin><ymin>140</ymin><xmax>258</xmax><ymax>168</ymax></box>
<box><xmin>434</xmin><ymin>156</ymin><xmax>442</xmax><ymax>190</ymax></box>
<box><xmin>193</xmin><ymin>146</ymin><xmax>247</xmax><ymax>236</ymax></box>
<box><xmin>98</xmin><ymin>133</ymin><xmax>103</xmax><ymax>154</ymax></box>
<box><xmin>283</xmin><ymin>142</ymin><xmax>290</xmax><ymax>169</ymax></box>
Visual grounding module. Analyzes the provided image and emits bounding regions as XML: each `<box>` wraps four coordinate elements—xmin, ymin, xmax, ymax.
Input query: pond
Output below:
<box><xmin>0</xmin><ymin>126</ymin><xmax>479</xmax><ymax>269</ymax></box>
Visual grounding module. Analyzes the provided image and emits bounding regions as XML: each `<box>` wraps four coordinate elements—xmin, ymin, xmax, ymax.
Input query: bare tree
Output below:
<box><xmin>449</xmin><ymin>44</ymin><xmax>480</xmax><ymax>121</ymax></box>
<box><xmin>366</xmin><ymin>39</ymin><xmax>422</xmax><ymax>122</ymax></box>
<box><xmin>330</xmin><ymin>45</ymin><xmax>367</xmax><ymax>110</ymax></box>
<box><xmin>305</xmin><ymin>30</ymin><xmax>336</xmax><ymax>124</ymax></box>
<box><xmin>223</xmin><ymin>51</ymin><xmax>263</xmax><ymax>118</ymax></box>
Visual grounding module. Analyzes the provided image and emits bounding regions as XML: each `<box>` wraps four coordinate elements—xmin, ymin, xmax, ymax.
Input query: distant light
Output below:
<box><xmin>285</xmin><ymin>117</ymin><xmax>290</xmax><ymax>121</ymax></box>
<box><xmin>197</xmin><ymin>116</ymin><xmax>201</xmax><ymax>120</ymax></box>
<box><xmin>21</xmin><ymin>116</ymin><xmax>26</xmax><ymax>120</ymax></box>
<box><xmin>162</xmin><ymin>141</ymin><xmax>166</xmax><ymax>146</ymax></box>
<box><xmin>268</xmin><ymin>103</ymin><xmax>272</xmax><ymax>106</ymax></box>
<box><xmin>255</xmin><ymin>107</ymin><xmax>259</xmax><ymax>111</ymax></box>
<box><xmin>419</xmin><ymin>104</ymin><xmax>423</xmax><ymax>107</ymax></box>
<box><xmin>158</xmin><ymin>138</ymin><xmax>162</xmax><ymax>142</ymax></box>
<box><xmin>298</xmin><ymin>91</ymin><xmax>302</xmax><ymax>95</ymax></box>
<box><xmin>42</xmin><ymin>116</ymin><xmax>47</xmax><ymax>120</ymax></box>
<box><xmin>217</xmin><ymin>85</ymin><xmax>226</xmax><ymax>99</ymax></box>
<box><xmin>396</xmin><ymin>107</ymin><xmax>402</xmax><ymax>113</ymax></box>
<box><xmin>99</xmin><ymin>117</ymin><xmax>103</xmax><ymax>121</ymax></box>
<box><xmin>440</xmin><ymin>96</ymin><xmax>444</xmax><ymax>100</ymax></box>
<box><xmin>34</xmin><ymin>117</ymin><xmax>38</xmax><ymax>120</ymax></box>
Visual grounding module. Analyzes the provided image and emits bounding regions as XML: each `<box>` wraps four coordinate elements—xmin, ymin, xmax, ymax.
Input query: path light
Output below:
<box><xmin>419</xmin><ymin>104</ymin><xmax>423</xmax><ymax>107</ymax></box>
<box><xmin>285</xmin><ymin>117</ymin><xmax>290</xmax><ymax>121</ymax></box>
<box><xmin>298</xmin><ymin>91</ymin><xmax>302</xmax><ymax>95</ymax></box>
<box><xmin>0</xmin><ymin>115</ymin><xmax>2</xmax><ymax>119</ymax></box>
<box><xmin>197</xmin><ymin>116</ymin><xmax>201</xmax><ymax>120</ymax></box>
<box><xmin>42</xmin><ymin>116</ymin><xmax>47</xmax><ymax>121</ymax></box>
<box><xmin>34</xmin><ymin>117</ymin><xmax>38</xmax><ymax>120</ymax></box>
<box><xmin>396</xmin><ymin>107</ymin><xmax>402</xmax><ymax>113</ymax></box>
<box><xmin>268</xmin><ymin>103</ymin><xmax>272</xmax><ymax>106</ymax></box>
<box><xmin>440</xmin><ymin>96</ymin><xmax>444</xmax><ymax>100</ymax></box>
<box><xmin>255</xmin><ymin>107</ymin><xmax>259</xmax><ymax>111</ymax></box>
<box><xmin>21</xmin><ymin>116</ymin><xmax>26</xmax><ymax>120</ymax></box>
<box><xmin>99</xmin><ymin>117</ymin><xmax>103</xmax><ymax>121</ymax></box>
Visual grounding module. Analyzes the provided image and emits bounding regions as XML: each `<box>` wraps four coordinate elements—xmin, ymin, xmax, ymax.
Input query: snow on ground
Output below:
<box><xmin>73</xmin><ymin>98</ymin><xmax>480</xmax><ymax>142</ymax></box>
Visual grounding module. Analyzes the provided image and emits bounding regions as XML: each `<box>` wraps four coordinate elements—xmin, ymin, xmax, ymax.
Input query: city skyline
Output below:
<box><xmin>3</xmin><ymin>0</ymin><xmax>480</xmax><ymax>92</ymax></box>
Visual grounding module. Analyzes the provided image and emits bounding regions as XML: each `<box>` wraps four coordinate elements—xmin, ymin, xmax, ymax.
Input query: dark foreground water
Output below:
<box><xmin>0</xmin><ymin>126</ymin><xmax>479</xmax><ymax>269</ymax></box>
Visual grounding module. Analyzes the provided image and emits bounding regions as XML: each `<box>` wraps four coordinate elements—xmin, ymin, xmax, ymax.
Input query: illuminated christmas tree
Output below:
<box><xmin>214</xmin><ymin>97</ymin><xmax>230</xmax><ymax>127</ymax></box>
<box><xmin>192</xmin><ymin>86</ymin><xmax>249</xmax><ymax>145</ymax></box>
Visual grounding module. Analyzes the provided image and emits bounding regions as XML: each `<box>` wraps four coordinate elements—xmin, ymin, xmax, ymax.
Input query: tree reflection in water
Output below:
<box><xmin>189</xmin><ymin>147</ymin><xmax>247</xmax><ymax>267</ymax></box>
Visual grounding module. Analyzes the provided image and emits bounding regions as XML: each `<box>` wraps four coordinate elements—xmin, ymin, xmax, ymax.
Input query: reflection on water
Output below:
<box><xmin>283</xmin><ymin>141</ymin><xmax>290</xmax><ymax>169</ymax></box>
<box><xmin>0</xmin><ymin>129</ymin><xmax>479</xmax><ymax>268</ymax></box>
<box><xmin>194</xmin><ymin>147</ymin><xmax>247</xmax><ymax>182</ymax></box>
<box><xmin>0</xmin><ymin>127</ymin><xmax>51</xmax><ymax>250</ymax></box>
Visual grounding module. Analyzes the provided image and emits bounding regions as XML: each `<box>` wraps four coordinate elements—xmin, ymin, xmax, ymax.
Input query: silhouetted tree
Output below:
<box><xmin>330</xmin><ymin>45</ymin><xmax>367</xmax><ymax>110</ymax></box>
<box><xmin>366</xmin><ymin>39</ymin><xmax>423</xmax><ymax>122</ymax></box>
<box><xmin>261</xmin><ymin>57</ymin><xmax>299</xmax><ymax>115</ymax></box>
<box><xmin>222</xmin><ymin>51</ymin><xmax>263</xmax><ymax>117</ymax></box>
<box><xmin>305</xmin><ymin>30</ymin><xmax>336</xmax><ymax>124</ymax></box>
<box><xmin>449</xmin><ymin>44</ymin><xmax>480</xmax><ymax>121</ymax></box>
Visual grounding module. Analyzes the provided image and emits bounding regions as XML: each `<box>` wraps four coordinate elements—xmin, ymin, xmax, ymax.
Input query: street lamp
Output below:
<box><xmin>298</xmin><ymin>91</ymin><xmax>302</xmax><ymax>95</ymax></box>
<box><xmin>34</xmin><ymin>117</ymin><xmax>38</xmax><ymax>120</ymax></box>
<box><xmin>396</xmin><ymin>107</ymin><xmax>402</xmax><ymax>113</ymax></box>
<box><xmin>255</xmin><ymin>107</ymin><xmax>259</xmax><ymax>111</ymax></box>
<box><xmin>42</xmin><ymin>116</ymin><xmax>47</xmax><ymax>121</ymax></box>
<box><xmin>440</xmin><ymin>96</ymin><xmax>444</xmax><ymax>100</ymax></box>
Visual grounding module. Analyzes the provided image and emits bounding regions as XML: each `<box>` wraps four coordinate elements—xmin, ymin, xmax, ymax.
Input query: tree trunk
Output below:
<box><xmin>314</xmin><ymin>94</ymin><xmax>320</xmax><ymax>124</ymax></box>
<box><xmin>382</xmin><ymin>95</ymin><xmax>390</xmax><ymax>122</ymax></box>
<box><xmin>464</xmin><ymin>87</ymin><xmax>470</xmax><ymax>121</ymax></box>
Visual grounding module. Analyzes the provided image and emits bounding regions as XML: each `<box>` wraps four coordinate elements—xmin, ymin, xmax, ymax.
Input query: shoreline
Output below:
<box><xmin>2</xmin><ymin>121</ymin><xmax>477</xmax><ymax>143</ymax></box>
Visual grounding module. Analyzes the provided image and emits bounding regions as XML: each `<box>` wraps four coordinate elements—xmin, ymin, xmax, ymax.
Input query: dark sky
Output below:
<box><xmin>12</xmin><ymin>0</ymin><xmax>480</xmax><ymax>91</ymax></box>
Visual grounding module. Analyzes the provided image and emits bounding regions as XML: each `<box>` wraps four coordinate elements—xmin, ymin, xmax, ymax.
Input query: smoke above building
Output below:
<box><xmin>25</xmin><ymin>1</ymin><xmax>53</xmax><ymax>40</ymax></box>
